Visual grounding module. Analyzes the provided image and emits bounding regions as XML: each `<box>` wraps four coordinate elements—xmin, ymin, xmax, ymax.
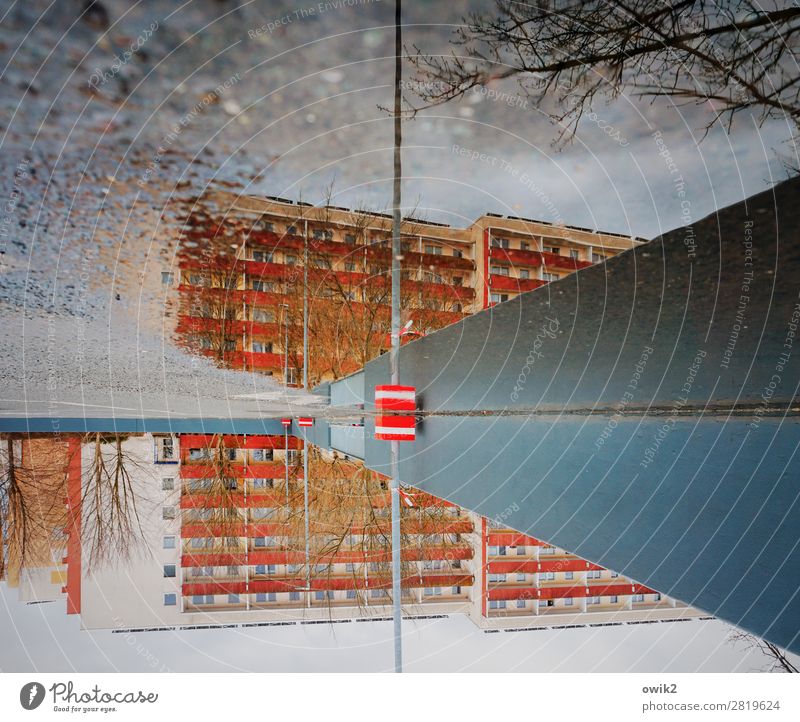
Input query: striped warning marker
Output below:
<box><xmin>281</xmin><ymin>418</ymin><xmax>292</xmax><ymax>427</ymax></box>
<box><xmin>375</xmin><ymin>384</ymin><xmax>416</xmax><ymax>411</ymax></box>
<box><xmin>297</xmin><ymin>417</ymin><xmax>314</xmax><ymax>427</ymax></box>
<box><xmin>375</xmin><ymin>414</ymin><xmax>415</xmax><ymax>441</ymax></box>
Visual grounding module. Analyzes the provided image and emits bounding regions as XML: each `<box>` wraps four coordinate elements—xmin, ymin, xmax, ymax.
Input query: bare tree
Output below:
<box><xmin>78</xmin><ymin>433</ymin><xmax>150</xmax><ymax>569</ymax></box>
<box><xmin>0</xmin><ymin>435</ymin><xmax>68</xmax><ymax>580</ymax></box>
<box><xmin>410</xmin><ymin>1</ymin><xmax>800</xmax><ymax>143</ymax></box>
<box><xmin>728</xmin><ymin>629</ymin><xmax>799</xmax><ymax>673</ymax></box>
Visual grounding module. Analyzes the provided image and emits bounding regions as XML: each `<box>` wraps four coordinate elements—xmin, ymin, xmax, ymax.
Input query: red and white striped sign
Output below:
<box><xmin>375</xmin><ymin>414</ymin><xmax>416</xmax><ymax>441</ymax></box>
<box><xmin>297</xmin><ymin>417</ymin><xmax>314</xmax><ymax>427</ymax></box>
<box><xmin>375</xmin><ymin>384</ymin><xmax>416</xmax><ymax>412</ymax></box>
<box><xmin>280</xmin><ymin>418</ymin><xmax>292</xmax><ymax>427</ymax></box>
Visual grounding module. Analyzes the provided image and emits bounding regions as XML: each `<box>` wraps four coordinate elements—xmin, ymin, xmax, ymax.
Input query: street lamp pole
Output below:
<box><xmin>389</xmin><ymin>0</ymin><xmax>403</xmax><ymax>674</ymax></box>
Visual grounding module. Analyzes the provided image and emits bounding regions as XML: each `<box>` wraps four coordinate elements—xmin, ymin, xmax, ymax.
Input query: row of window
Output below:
<box><xmin>487</xmin><ymin>570</ymin><xmax>619</xmax><ymax>583</ymax></box>
<box><xmin>174</xmin><ymin>587</ymin><xmax>458</xmax><ymax>607</ymax></box>
<box><xmin>487</xmin><ymin>545</ymin><xmax>562</xmax><ymax>556</ymax></box>
<box><xmin>487</xmin><ymin>593</ymin><xmax>661</xmax><ymax>611</ymax></box>
<box><xmin>186</xmin><ymin>447</ymin><xmax>282</xmax><ymax>462</ymax></box>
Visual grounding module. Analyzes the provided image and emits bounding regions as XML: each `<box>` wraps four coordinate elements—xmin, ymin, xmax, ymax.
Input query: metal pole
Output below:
<box><xmin>284</xmin><ymin>304</ymin><xmax>289</xmax><ymax>385</ymax></box>
<box><xmin>303</xmin><ymin>427</ymin><xmax>310</xmax><ymax>595</ymax></box>
<box><xmin>303</xmin><ymin>219</ymin><xmax>309</xmax><ymax>390</ymax></box>
<box><xmin>285</xmin><ymin>426</ymin><xmax>289</xmax><ymax>509</ymax></box>
<box><xmin>390</xmin><ymin>0</ymin><xmax>403</xmax><ymax>674</ymax></box>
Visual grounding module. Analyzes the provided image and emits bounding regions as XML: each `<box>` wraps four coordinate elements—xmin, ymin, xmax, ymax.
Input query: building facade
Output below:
<box><xmin>26</xmin><ymin>433</ymin><xmax>704</xmax><ymax>633</ymax></box>
<box><xmin>174</xmin><ymin>192</ymin><xmax>642</xmax><ymax>384</ymax></box>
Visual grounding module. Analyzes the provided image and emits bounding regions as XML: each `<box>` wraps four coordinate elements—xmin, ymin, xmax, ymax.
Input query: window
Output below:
<box><xmin>543</xmin><ymin>246</ymin><xmax>560</xmax><ymax>255</ymax></box>
<box><xmin>540</xmin><ymin>599</ymin><xmax>555</xmax><ymax>608</ymax></box>
<box><xmin>453</xmin><ymin>249</ymin><xmax>463</xmax><ymax>258</ymax></box>
<box><xmin>252</xmin><ymin>308</ymin><xmax>275</xmax><ymax>323</ymax></box>
<box><xmin>256</xmin><ymin>593</ymin><xmax>267</xmax><ymax>603</ymax></box>
<box><xmin>564</xmin><ymin>597</ymin><xmax>574</xmax><ymax>606</ymax></box>
<box><xmin>424</xmin><ymin>244</ymin><xmax>442</xmax><ymax>255</ymax></box>
<box><xmin>490</xmin><ymin>293</ymin><xmax>509</xmax><ymax>304</ymax></box>
<box><xmin>345</xmin><ymin>262</ymin><xmax>356</xmax><ymax>272</ymax></box>
<box><xmin>610</xmin><ymin>595</ymin><xmax>619</xmax><ymax>603</ymax></box>
<box><xmin>488</xmin><ymin>573</ymin><xmax>506</xmax><ymax>583</ymax></box>
<box><xmin>285</xmin><ymin>368</ymin><xmax>298</xmax><ymax>385</ymax></box>
<box><xmin>520</xmin><ymin>269</ymin><xmax>530</xmax><ymax>280</ymax></box>
<box><xmin>488</xmin><ymin>546</ymin><xmax>499</xmax><ymax>556</ymax></box>
<box><xmin>540</xmin><ymin>546</ymin><xmax>555</xmax><ymax>555</ymax></box>
<box><xmin>542</xmin><ymin>272</ymin><xmax>559</xmax><ymax>282</ymax></box>
<box><xmin>252</xmin><ymin>250</ymin><xmax>273</xmax><ymax>263</ymax></box>
<box><xmin>346</xmin><ymin>590</ymin><xmax>356</xmax><ymax>599</ymax></box>
<box><xmin>610</xmin><ymin>571</ymin><xmax>619</xmax><ymax>578</ymax></box>
<box><xmin>565</xmin><ymin>571</ymin><xmax>574</xmax><ymax>580</ymax></box>
<box><xmin>161</xmin><ymin>271</ymin><xmax>174</xmax><ymax>285</ymax></box>
<box><xmin>588</xmin><ymin>596</ymin><xmax>601</xmax><ymax>605</ymax></box>
<box><xmin>453</xmin><ymin>303</ymin><xmax>462</xmax><ymax>313</ymax></box>
<box><xmin>498</xmin><ymin>546</ymin><xmax>507</xmax><ymax>556</ymax></box>
<box><xmin>516</xmin><ymin>546</ymin><xmax>526</xmax><ymax>555</ymax></box>
<box><xmin>287</xmin><ymin>225</ymin><xmax>297</xmax><ymax>235</ymax></box>
<box><xmin>252</xmin><ymin>341</ymin><xmax>273</xmax><ymax>353</ymax></box>
<box><xmin>541</xmin><ymin>572</ymin><xmax>555</xmax><ymax>581</ymax></box>
<box><xmin>569</xmin><ymin>249</ymin><xmax>579</xmax><ymax>259</ymax></box>
<box><xmin>253</xmin><ymin>478</ymin><xmax>272</xmax><ymax>489</ymax></box>
<box><xmin>520</xmin><ymin>241</ymin><xmax>530</xmax><ymax>251</ymax></box>
<box><xmin>516</xmin><ymin>573</ymin><xmax>526</xmax><ymax>582</ymax></box>
<box><xmin>654</xmin><ymin>593</ymin><xmax>661</xmax><ymax>601</ymax></box>
<box><xmin>228</xmin><ymin>594</ymin><xmax>240</xmax><ymax>604</ymax></box>
<box><xmin>587</xmin><ymin>570</ymin><xmax>602</xmax><ymax>579</ymax></box>
<box><xmin>162</xmin><ymin>477</ymin><xmax>174</xmax><ymax>491</ymax></box>
<box><xmin>313</xmin><ymin>229</ymin><xmax>333</xmax><ymax>240</ymax></box>
<box><xmin>260</xmin><ymin>221</ymin><xmax>274</xmax><ymax>232</ymax></box>
<box><xmin>344</xmin><ymin>233</ymin><xmax>356</xmax><ymax>245</ymax></box>
<box><xmin>163</xmin><ymin>565</ymin><xmax>176</xmax><ymax>578</ymax></box>
<box><xmin>285</xmin><ymin>254</ymin><xmax>297</xmax><ymax>265</ymax></box>
<box><xmin>452</xmin><ymin>586</ymin><xmax>461</xmax><ymax>595</ymax></box>
<box><xmin>289</xmin><ymin>591</ymin><xmax>301</xmax><ymax>601</ymax></box>
<box><xmin>453</xmin><ymin>276</ymin><xmax>462</xmax><ymax>286</ymax></box>
<box><xmin>155</xmin><ymin>436</ymin><xmax>175</xmax><ymax>462</ymax></box>
<box><xmin>287</xmin><ymin>564</ymin><xmax>300</xmax><ymax>574</ymax></box>
<box><xmin>490</xmin><ymin>265</ymin><xmax>509</xmax><ymax>276</ymax></box>
<box><xmin>516</xmin><ymin>599</ymin><xmax>526</xmax><ymax>608</ymax></box>
<box><xmin>187</xmin><ymin>448</ymin><xmax>209</xmax><ymax>461</ymax></box>
<box><xmin>489</xmin><ymin>600</ymin><xmax>506</xmax><ymax>609</ymax></box>
<box><xmin>190</xmin><ymin>537</ymin><xmax>212</xmax><ymax>549</ymax></box>
<box><xmin>255</xmin><ymin>565</ymin><xmax>266</xmax><ymax>575</ymax></box>
<box><xmin>252</xmin><ymin>449</ymin><xmax>274</xmax><ymax>462</ymax></box>
<box><xmin>633</xmin><ymin>594</ymin><xmax>645</xmax><ymax>602</ymax></box>
<box><xmin>226</xmin><ymin>448</ymin><xmax>237</xmax><ymax>461</ymax></box>
<box><xmin>251</xmin><ymin>280</ymin><xmax>272</xmax><ymax>292</ymax></box>
<box><xmin>162</xmin><ymin>507</ymin><xmax>176</xmax><ymax>520</ymax></box>
<box><xmin>592</xmin><ymin>253</ymin><xmax>606</xmax><ymax>263</ymax></box>
<box><xmin>164</xmin><ymin>593</ymin><xmax>177</xmax><ymax>606</ymax></box>
<box><xmin>491</xmin><ymin>237</ymin><xmax>509</xmax><ymax>249</ymax></box>
<box><xmin>163</xmin><ymin>536</ymin><xmax>176</xmax><ymax>549</ymax></box>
